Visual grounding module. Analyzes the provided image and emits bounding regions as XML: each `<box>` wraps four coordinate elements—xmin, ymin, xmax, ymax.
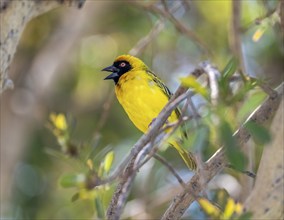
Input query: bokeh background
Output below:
<box><xmin>1</xmin><ymin>0</ymin><xmax>283</xmax><ymax>219</ymax></box>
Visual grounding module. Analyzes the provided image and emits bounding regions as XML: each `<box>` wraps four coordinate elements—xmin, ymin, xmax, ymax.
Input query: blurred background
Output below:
<box><xmin>1</xmin><ymin>0</ymin><xmax>282</xmax><ymax>219</ymax></box>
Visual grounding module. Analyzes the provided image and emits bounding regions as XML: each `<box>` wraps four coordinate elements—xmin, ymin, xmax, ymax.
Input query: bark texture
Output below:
<box><xmin>0</xmin><ymin>0</ymin><xmax>85</xmax><ymax>93</ymax></box>
<box><xmin>244</xmin><ymin>94</ymin><xmax>284</xmax><ymax>219</ymax></box>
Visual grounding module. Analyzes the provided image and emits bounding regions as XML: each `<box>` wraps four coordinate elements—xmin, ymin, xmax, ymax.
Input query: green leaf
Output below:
<box><xmin>104</xmin><ymin>151</ymin><xmax>114</xmax><ymax>174</ymax></box>
<box><xmin>59</xmin><ymin>173</ymin><xmax>85</xmax><ymax>188</ymax></box>
<box><xmin>252</xmin><ymin>10</ymin><xmax>280</xmax><ymax>42</ymax></box>
<box><xmin>237</xmin><ymin>91</ymin><xmax>266</xmax><ymax>121</ymax></box>
<box><xmin>71</xmin><ymin>192</ymin><xmax>80</xmax><ymax>202</ymax></box>
<box><xmin>180</xmin><ymin>76</ymin><xmax>209</xmax><ymax>98</ymax></box>
<box><xmin>95</xmin><ymin>197</ymin><xmax>105</xmax><ymax>219</ymax></box>
<box><xmin>244</xmin><ymin>121</ymin><xmax>271</xmax><ymax>144</ymax></box>
<box><xmin>236</xmin><ymin>212</ymin><xmax>253</xmax><ymax>220</ymax></box>
<box><xmin>222</xmin><ymin>57</ymin><xmax>238</xmax><ymax>79</ymax></box>
<box><xmin>219</xmin><ymin>58</ymin><xmax>239</xmax><ymax>101</ymax></box>
<box><xmin>219</xmin><ymin>121</ymin><xmax>247</xmax><ymax>170</ymax></box>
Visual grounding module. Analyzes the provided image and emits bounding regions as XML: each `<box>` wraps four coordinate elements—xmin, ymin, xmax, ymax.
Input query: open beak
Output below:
<box><xmin>102</xmin><ymin>65</ymin><xmax>119</xmax><ymax>80</ymax></box>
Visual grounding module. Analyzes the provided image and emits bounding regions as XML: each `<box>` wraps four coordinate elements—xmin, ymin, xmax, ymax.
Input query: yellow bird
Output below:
<box><xmin>102</xmin><ymin>55</ymin><xmax>196</xmax><ymax>170</ymax></box>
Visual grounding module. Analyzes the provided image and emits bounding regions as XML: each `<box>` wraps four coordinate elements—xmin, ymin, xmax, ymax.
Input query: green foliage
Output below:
<box><xmin>236</xmin><ymin>212</ymin><xmax>253</xmax><ymax>220</ymax></box>
<box><xmin>219</xmin><ymin>121</ymin><xmax>247</xmax><ymax>171</ymax></box>
<box><xmin>244</xmin><ymin>121</ymin><xmax>271</xmax><ymax>144</ymax></box>
<box><xmin>221</xmin><ymin>57</ymin><xmax>238</xmax><ymax>80</ymax></box>
<box><xmin>180</xmin><ymin>75</ymin><xmax>209</xmax><ymax>99</ymax></box>
<box><xmin>47</xmin><ymin>112</ymin><xmax>115</xmax><ymax>219</ymax></box>
<box><xmin>252</xmin><ymin>10</ymin><xmax>281</xmax><ymax>42</ymax></box>
<box><xmin>237</xmin><ymin>90</ymin><xmax>266</xmax><ymax>121</ymax></box>
<box><xmin>59</xmin><ymin>173</ymin><xmax>86</xmax><ymax>188</ymax></box>
<box><xmin>95</xmin><ymin>197</ymin><xmax>105</xmax><ymax>219</ymax></box>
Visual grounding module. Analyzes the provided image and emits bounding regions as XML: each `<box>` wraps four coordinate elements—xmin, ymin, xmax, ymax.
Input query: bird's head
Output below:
<box><xmin>102</xmin><ymin>55</ymin><xmax>148</xmax><ymax>84</ymax></box>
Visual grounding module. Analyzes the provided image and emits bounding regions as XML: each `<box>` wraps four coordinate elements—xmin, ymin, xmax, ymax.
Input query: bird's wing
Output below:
<box><xmin>146</xmin><ymin>70</ymin><xmax>173</xmax><ymax>98</ymax></box>
<box><xmin>146</xmin><ymin>70</ymin><xmax>188</xmax><ymax>139</ymax></box>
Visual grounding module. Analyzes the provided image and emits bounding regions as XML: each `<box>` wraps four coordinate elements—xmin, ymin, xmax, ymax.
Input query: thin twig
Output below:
<box><xmin>153</xmin><ymin>154</ymin><xmax>186</xmax><ymax>187</ymax></box>
<box><xmin>92</xmin><ymin>90</ymin><xmax>115</xmax><ymax>139</ymax></box>
<box><xmin>230</xmin><ymin>0</ymin><xmax>246</xmax><ymax>81</ymax></box>
<box><xmin>225</xmin><ymin>164</ymin><xmax>256</xmax><ymax>178</ymax></box>
<box><xmin>129</xmin><ymin>19</ymin><xmax>165</xmax><ymax>57</ymax></box>
<box><xmin>133</xmin><ymin>133</ymin><xmax>164</xmax><ymax>172</ymax></box>
<box><xmin>241</xmin><ymin>1</ymin><xmax>282</xmax><ymax>33</ymax></box>
<box><xmin>161</xmin><ymin>116</ymin><xmax>191</xmax><ymax>132</ymax></box>
<box><xmin>129</xmin><ymin>0</ymin><xmax>183</xmax><ymax>57</ymax></box>
<box><xmin>133</xmin><ymin>102</ymin><xmax>192</xmax><ymax>175</ymax></box>
<box><xmin>200</xmin><ymin>61</ymin><xmax>220</xmax><ymax>106</ymax></box>
<box><xmin>129</xmin><ymin>0</ymin><xmax>210</xmax><ymax>55</ymax></box>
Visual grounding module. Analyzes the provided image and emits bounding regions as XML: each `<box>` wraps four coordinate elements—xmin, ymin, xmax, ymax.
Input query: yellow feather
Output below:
<box><xmin>104</xmin><ymin>55</ymin><xmax>196</xmax><ymax>170</ymax></box>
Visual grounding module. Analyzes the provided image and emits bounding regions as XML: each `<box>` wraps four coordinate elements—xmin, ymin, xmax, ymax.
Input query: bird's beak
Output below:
<box><xmin>102</xmin><ymin>65</ymin><xmax>119</xmax><ymax>80</ymax></box>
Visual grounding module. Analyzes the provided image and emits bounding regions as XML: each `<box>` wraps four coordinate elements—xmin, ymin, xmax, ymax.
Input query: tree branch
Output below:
<box><xmin>129</xmin><ymin>0</ymin><xmax>210</xmax><ymax>55</ymax></box>
<box><xmin>244</xmin><ymin>95</ymin><xmax>283</xmax><ymax>219</ymax></box>
<box><xmin>0</xmin><ymin>0</ymin><xmax>86</xmax><ymax>93</ymax></box>
<box><xmin>230</xmin><ymin>0</ymin><xmax>245</xmax><ymax>73</ymax></box>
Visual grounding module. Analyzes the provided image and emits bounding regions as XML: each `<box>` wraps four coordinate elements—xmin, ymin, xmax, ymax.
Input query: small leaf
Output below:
<box><xmin>219</xmin><ymin>121</ymin><xmax>247</xmax><ymax>170</ymax></box>
<box><xmin>104</xmin><ymin>151</ymin><xmax>114</xmax><ymax>173</ymax></box>
<box><xmin>222</xmin><ymin>198</ymin><xmax>236</xmax><ymax>219</ymax></box>
<box><xmin>219</xmin><ymin>58</ymin><xmax>239</xmax><ymax>100</ymax></box>
<box><xmin>198</xmin><ymin>198</ymin><xmax>221</xmax><ymax>217</ymax></box>
<box><xmin>79</xmin><ymin>188</ymin><xmax>96</xmax><ymax>200</ymax></box>
<box><xmin>71</xmin><ymin>192</ymin><xmax>80</xmax><ymax>202</ymax></box>
<box><xmin>50</xmin><ymin>113</ymin><xmax>67</xmax><ymax>131</ymax></box>
<box><xmin>237</xmin><ymin>91</ymin><xmax>266</xmax><ymax>121</ymax></box>
<box><xmin>180</xmin><ymin>76</ymin><xmax>209</xmax><ymax>98</ymax></box>
<box><xmin>95</xmin><ymin>197</ymin><xmax>105</xmax><ymax>219</ymax></box>
<box><xmin>222</xmin><ymin>57</ymin><xmax>238</xmax><ymax>79</ymax></box>
<box><xmin>244</xmin><ymin>121</ymin><xmax>271</xmax><ymax>144</ymax></box>
<box><xmin>59</xmin><ymin>173</ymin><xmax>85</xmax><ymax>188</ymax></box>
<box><xmin>235</xmin><ymin>202</ymin><xmax>244</xmax><ymax>215</ymax></box>
<box><xmin>236</xmin><ymin>212</ymin><xmax>253</xmax><ymax>220</ymax></box>
<box><xmin>252</xmin><ymin>11</ymin><xmax>280</xmax><ymax>42</ymax></box>
<box><xmin>252</xmin><ymin>27</ymin><xmax>266</xmax><ymax>42</ymax></box>
<box><xmin>87</xmin><ymin>159</ymin><xmax>94</xmax><ymax>170</ymax></box>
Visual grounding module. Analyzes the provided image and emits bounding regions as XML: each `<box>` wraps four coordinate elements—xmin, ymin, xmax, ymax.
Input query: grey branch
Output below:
<box><xmin>244</xmin><ymin>93</ymin><xmax>283</xmax><ymax>219</ymax></box>
<box><xmin>0</xmin><ymin>0</ymin><xmax>86</xmax><ymax>93</ymax></box>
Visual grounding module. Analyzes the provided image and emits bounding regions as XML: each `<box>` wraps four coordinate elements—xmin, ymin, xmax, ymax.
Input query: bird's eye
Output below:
<box><xmin>119</xmin><ymin>62</ymin><xmax>126</xmax><ymax>68</ymax></box>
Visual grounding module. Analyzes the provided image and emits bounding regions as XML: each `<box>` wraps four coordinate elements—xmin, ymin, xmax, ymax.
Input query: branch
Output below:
<box><xmin>128</xmin><ymin>19</ymin><xmax>165</xmax><ymax>57</ymax></box>
<box><xmin>153</xmin><ymin>154</ymin><xmax>186</xmax><ymax>187</ymax></box>
<box><xmin>161</xmin><ymin>82</ymin><xmax>284</xmax><ymax>220</ymax></box>
<box><xmin>201</xmin><ymin>61</ymin><xmax>220</xmax><ymax>106</ymax></box>
<box><xmin>244</xmin><ymin>95</ymin><xmax>284</xmax><ymax>219</ymax></box>
<box><xmin>129</xmin><ymin>0</ymin><xmax>183</xmax><ymax>57</ymax></box>
<box><xmin>0</xmin><ymin>0</ymin><xmax>86</xmax><ymax>93</ymax></box>
<box><xmin>129</xmin><ymin>0</ymin><xmax>210</xmax><ymax>55</ymax></box>
<box><xmin>230</xmin><ymin>0</ymin><xmax>246</xmax><ymax>81</ymax></box>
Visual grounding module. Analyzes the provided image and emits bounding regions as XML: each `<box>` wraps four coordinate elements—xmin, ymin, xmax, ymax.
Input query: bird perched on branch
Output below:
<box><xmin>102</xmin><ymin>55</ymin><xmax>196</xmax><ymax>170</ymax></box>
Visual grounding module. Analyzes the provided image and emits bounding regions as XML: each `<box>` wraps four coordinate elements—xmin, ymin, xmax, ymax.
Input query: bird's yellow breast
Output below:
<box><xmin>115</xmin><ymin>70</ymin><xmax>178</xmax><ymax>133</ymax></box>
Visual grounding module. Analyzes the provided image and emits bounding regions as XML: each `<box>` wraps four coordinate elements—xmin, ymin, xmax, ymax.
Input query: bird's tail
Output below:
<box><xmin>170</xmin><ymin>140</ymin><xmax>197</xmax><ymax>170</ymax></box>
